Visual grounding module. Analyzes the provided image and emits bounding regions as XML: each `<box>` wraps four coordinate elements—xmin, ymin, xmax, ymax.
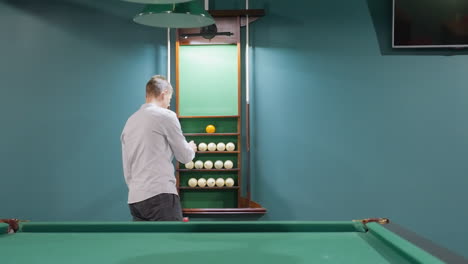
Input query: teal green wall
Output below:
<box><xmin>0</xmin><ymin>0</ymin><xmax>167</xmax><ymax>220</ymax></box>
<box><xmin>1</xmin><ymin>0</ymin><xmax>467</xmax><ymax>259</ymax></box>
<box><xmin>238</xmin><ymin>0</ymin><xmax>468</xmax><ymax>258</ymax></box>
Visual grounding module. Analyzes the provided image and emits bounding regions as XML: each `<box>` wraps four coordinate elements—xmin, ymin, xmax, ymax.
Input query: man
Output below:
<box><xmin>121</xmin><ymin>75</ymin><xmax>197</xmax><ymax>221</ymax></box>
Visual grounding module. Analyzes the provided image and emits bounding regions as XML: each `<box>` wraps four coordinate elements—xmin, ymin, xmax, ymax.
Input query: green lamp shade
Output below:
<box><xmin>123</xmin><ymin>0</ymin><xmax>193</xmax><ymax>3</ymax></box>
<box><xmin>134</xmin><ymin>2</ymin><xmax>215</xmax><ymax>28</ymax></box>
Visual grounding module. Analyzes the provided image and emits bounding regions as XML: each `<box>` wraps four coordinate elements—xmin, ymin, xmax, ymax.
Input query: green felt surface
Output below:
<box><xmin>0</xmin><ymin>222</ymin><xmax>443</xmax><ymax>264</ymax></box>
<box><xmin>180</xmin><ymin>189</ymin><xmax>238</xmax><ymax>208</ymax></box>
<box><xmin>365</xmin><ymin>223</ymin><xmax>444</xmax><ymax>264</ymax></box>
<box><xmin>178</xmin><ymin>45</ymin><xmax>238</xmax><ymax>117</ymax></box>
<box><xmin>180</xmin><ymin>118</ymin><xmax>238</xmax><ymax>133</ymax></box>
<box><xmin>18</xmin><ymin>222</ymin><xmax>366</xmax><ymax>233</ymax></box>
<box><xmin>0</xmin><ymin>223</ymin><xmax>8</xmax><ymax>234</ymax></box>
<box><xmin>2</xmin><ymin>232</ymin><xmax>396</xmax><ymax>264</ymax></box>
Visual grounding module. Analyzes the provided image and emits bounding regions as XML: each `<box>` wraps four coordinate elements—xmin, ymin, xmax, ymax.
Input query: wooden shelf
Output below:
<box><xmin>184</xmin><ymin>133</ymin><xmax>240</xmax><ymax>136</ymax></box>
<box><xmin>196</xmin><ymin>151</ymin><xmax>239</xmax><ymax>154</ymax></box>
<box><xmin>183</xmin><ymin>208</ymin><xmax>267</xmax><ymax>215</ymax></box>
<box><xmin>178</xmin><ymin>169</ymin><xmax>239</xmax><ymax>172</ymax></box>
<box><xmin>179</xmin><ymin>186</ymin><xmax>239</xmax><ymax>190</ymax></box>
<box><xmin>208</xmin><ymin>9</ymin><xmax>265</xmax><ymax>17</ymax></box>
<box><xmin>178</xmin><ymin>115</ymin><xmax>239</xmax><ymax>119</ymax></box>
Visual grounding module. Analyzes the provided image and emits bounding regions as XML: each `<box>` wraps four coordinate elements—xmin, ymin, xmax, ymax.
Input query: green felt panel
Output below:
<box><xmin>364</xmin><ymin>223</ymin><xmax>445</xmax><ymax>264</ymax></box>
<box><xmin>180</xmin><ymin>171</ymin><xmax>239</xmax><ymax>178</ymax></box>
<box><xmin>0</xmin><ymin>223</ymin><xmax>8</xmax><ymax>234</ymax></box>
<box><xmin>181</xmin><ymin>190</ymin><xmax>238</xmax><ymax>208</ymax></box>
<box><xmin>1</xmin><ymin>222</ymin><xmax>437</xmax><ymax>264</ymax></box>
<box><xmin>17</xmin><ymin>222</ymin><xmax>366</xmax><ymax>233</ymax></box>
<box><xmin>187</xmin><ymin>215</ymin><xmax>265</xmax><ymax>221</ymax></box>
<box><xmin>180</xmin><ymin>118</ymin><xmax>238</xmax><ymax>133</ymax></box>
<box><xmin>178</xmin><ymin>45</ymin><xmax>238</xmax><ymax>116</ymax></box>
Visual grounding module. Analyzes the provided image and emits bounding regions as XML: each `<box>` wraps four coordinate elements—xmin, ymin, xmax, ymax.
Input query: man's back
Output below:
<box><xmin>121</xmin><ymin>103</ymin><xmax>194</xmax><ymax>204</ymax></box>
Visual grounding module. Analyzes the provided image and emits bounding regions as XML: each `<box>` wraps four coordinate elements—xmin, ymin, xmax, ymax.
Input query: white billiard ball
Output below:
<box><xmin>207</xmin><ymin>178</ymin><xmax>216</xmax><ymax>187</ymax></box>
<box><xmin>184</xmin><ymin>161</ymin><xmax>194</xmax><ymax>169</ymax></box>
<box><xmin>194</xmin><ymin>160</ymin><xmax>204</xmax><ymax>169</ymax></box>
<box><xmin>214</xmin><ymin>160</ymin><xmax>224</xmax><ymax>169</ymax></box>
<box><xmin>207</xmin><ymin>142</ymin><xmax>217</xmax><ymax>151</ymax></box>
<box><xmin>198</xmin><ymin>142</ymin><xmax>207</xmax><ymax>151</ymax></box>
<box><xmin>188</xmin><ymin>178</ymin><xmax>197</xmax><ymax>187</ymax></box>
<box><xmin>215</xmin><ymin>178</ymin><xmax>225</xmax><ymax>187</ymax></box>
<box><xmin>225</xmin><ymin>178</ymin><xmax>235</xmax><ymax>187</ymax></box>
<box><xmin>204</xmin><ymin>160</ymin><xmax>213</xmax><ymax>169</ymax></box>
<box><xmin>226</xmin><ymin>142</ymin><xmax>235</xmax><ymax>151</ymax></box>
<box><xmin>197</xmin><ymin>178</ymin><xmax>207</xmax><ymax>187</ymax></box>
<box><xmin>216</xmin><ymin>142</ymin><xmax>226</xmax><ymax>151</ymax></box>
<box><xmin>224</xmin><ymin>160</ymin><xmax>234</xmax><ymax>169</ymax></box>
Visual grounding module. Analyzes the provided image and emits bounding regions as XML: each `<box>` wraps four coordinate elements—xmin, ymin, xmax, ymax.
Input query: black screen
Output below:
<box><xmin>393</xmin><ymin>0</ymin><xmax>468</xmax><ymax>47</ymax></box>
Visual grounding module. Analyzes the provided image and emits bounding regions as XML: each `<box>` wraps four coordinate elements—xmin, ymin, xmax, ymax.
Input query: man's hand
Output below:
<box><xmin>189</xmin><ymin>141</ymin><xmax>197</xmax><ymax>152</ymax></box>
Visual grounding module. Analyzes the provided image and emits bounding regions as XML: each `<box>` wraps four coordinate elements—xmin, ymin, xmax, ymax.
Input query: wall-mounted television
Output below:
<box><xmin>393</xmin><ymin>0</ymin><xmax>468</xmax><ymax>48</ymax></box>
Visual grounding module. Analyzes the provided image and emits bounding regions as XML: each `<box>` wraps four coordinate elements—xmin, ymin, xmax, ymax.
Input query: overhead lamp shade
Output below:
<box><xmin>123</xmin><ymin>0</ymin><xmax>193</xmax><ymax>4</ymax></box>
<box><xmin>133</xmin><ymin>2</ymin><xmax>215</xmax><ymax>28</ymax></box>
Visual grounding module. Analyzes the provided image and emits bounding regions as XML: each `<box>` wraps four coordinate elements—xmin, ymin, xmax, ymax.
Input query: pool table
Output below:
<box><xmin>0</xmin><ymin>220</ymin><xmax>462</xmax><ymax>264</ymax></box>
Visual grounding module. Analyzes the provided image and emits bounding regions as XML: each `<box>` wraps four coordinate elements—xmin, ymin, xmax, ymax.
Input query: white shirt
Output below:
<box><xmin>121</xmin><ymin>103</ymin><xmax>195</xmax><ymax>204</ymax></box>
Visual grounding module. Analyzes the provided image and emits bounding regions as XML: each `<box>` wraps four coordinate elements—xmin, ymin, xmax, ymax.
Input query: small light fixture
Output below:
<box><xmin>180</xmin><ymin>24</ymin><xmax>233</xmax><ymax>40</ymax></box>
<box><xmin>133</xmin><ymin>2</ymin><xmax>215</xmax><ymax>28</ymax></box>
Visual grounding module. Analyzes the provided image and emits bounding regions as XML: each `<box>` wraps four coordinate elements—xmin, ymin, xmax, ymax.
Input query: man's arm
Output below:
<box><xmin>121</xmin><ymin>133</ymin><xmax>131</xmax><ymax>184</ymax></box>
<box><xmin>164</xmin><ymin>112</ymin><xmax>196</xmax><ymax>164</ymax></box>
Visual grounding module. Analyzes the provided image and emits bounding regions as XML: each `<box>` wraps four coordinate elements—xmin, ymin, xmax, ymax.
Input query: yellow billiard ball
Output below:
<box><xmin>206</xmin><ymin>125</ymin><xmax>216</xmax><ymax>133</ymax></box>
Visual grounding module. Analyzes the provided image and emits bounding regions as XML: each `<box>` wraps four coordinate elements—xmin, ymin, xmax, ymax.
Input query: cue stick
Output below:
<box><xmin>167</xmin><ymin>27</ymin><xmax>171</xmax><ymax>82</ymax></box>
<box><xmin>245</xmin><ymin>0</ymin><xmax>251</xmax><ymax>205</ymax></box>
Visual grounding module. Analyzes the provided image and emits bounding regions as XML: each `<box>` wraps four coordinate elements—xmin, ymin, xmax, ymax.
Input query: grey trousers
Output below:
<box><xmin>129</xmin><ymin>193</ymin><xmax>183</xmax><ymax>221</ymax></box>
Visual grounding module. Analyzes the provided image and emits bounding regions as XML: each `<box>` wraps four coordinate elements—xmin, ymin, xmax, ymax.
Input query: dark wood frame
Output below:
<box><xmin>175</xmin><ymin>11</ymin><xmax>266</xmax><ymax>217</ymax></box>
